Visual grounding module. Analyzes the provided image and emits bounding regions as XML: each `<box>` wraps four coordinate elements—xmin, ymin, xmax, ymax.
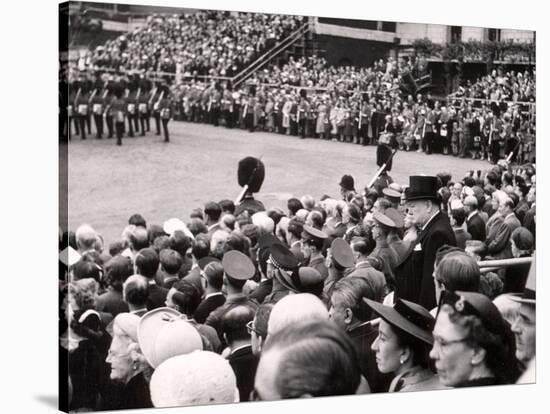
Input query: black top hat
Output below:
<box><xmin>364</xmin><ymin>298</ymin><xmax>435</xmax><ymax>345</ymax></box>
<box><xmin>238</xmin><ymin>157</ymin><xmax>265</xmax><ymax>193</ymax></box>
<box><xmin>339</xmin><ymin>175</ymin><xmax>355</xmax><ymax>192</ymax></box>
<box><xmin>404</xmin><ymin>176</ymin><xmax>441</xmax><ymax>202</ymax></box>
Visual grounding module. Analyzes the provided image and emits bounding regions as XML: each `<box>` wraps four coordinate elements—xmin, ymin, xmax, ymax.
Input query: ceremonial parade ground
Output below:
<box><xmin>63</xmin><ymin>121</ymin><xmax>489</xmax><ymax>246</ymax></box>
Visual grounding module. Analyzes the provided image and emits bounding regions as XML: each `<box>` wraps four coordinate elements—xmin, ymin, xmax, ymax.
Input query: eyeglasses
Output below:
<box><xmin>246</xmin><ymin>320</ymin><xmax>260</xmax><ymax>336</ymax></box>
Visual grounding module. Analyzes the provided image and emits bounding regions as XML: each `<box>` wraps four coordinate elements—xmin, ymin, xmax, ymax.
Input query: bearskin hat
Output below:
<box><xmin>238</xmin><ymin>157</ymin><xmax>265</xmax><ymax>193</ymax></box>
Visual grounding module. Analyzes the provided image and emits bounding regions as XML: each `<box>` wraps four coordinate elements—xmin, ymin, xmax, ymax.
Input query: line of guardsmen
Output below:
<box><xmin>171</xmin><ymin>81</ymin><xmax>393</xmax><ymax>145</ymax></box>
<box><xmin>63</xmin><ymin>71</ymin><xmax>173</xmax><ymax>145</ymax></box>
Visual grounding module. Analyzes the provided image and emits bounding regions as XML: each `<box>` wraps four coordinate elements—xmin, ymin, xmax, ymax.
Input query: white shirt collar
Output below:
<box><xmin>467</xmin><ymin>210</ymin><xmax>478</xmax><ymax>221</ymax></box>
<box><xmin>204</xmin><ymin>292</ymin><xmax>224</xmax><ymax>300</ymax></box>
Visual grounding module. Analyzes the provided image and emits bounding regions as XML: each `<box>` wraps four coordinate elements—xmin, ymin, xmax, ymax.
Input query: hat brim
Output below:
<box><xmin>404</xmin><ymin>195</ymin><xmax>441</xmax><ymax>202</ymax></box>
<box><xmin>364</xmin><ymin>298</ymin><xmax>433</xmax><ymax>345</ymax></box>
<box><xmin>138</xmin><ymin>307</ymin><xmax>181</xmax><ymax>368</ymax></box>
<box><xmin>509</xmin><ymin>294</ymin><xmax>536</xmax><ymax>305</ymax></box>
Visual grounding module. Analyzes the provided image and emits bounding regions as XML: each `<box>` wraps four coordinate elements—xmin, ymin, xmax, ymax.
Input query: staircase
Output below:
<box><xmin>231</xmin><ymin>21</ymin><xmax>313</xmax><ymax>89</ymax></box>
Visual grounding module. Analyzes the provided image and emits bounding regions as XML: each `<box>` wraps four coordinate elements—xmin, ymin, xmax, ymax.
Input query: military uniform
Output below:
<box><xmin>157</xmin><ymin>87</ymin><xmax>172</xmax><ymax>143</ymax></box>
<box><xmin>75</xmin><ymin>90</ymin><xmax>90</xmax><ymax>140</ymax></box>
<box><xmin>90</xmin><ymin>89</ymin><xmax>105</xmax><ymax>139</ymax></box>
<box><xmin>110</xmin><ymin>92</ymin><xmax>127</xmax><ymax>146</ymax></box>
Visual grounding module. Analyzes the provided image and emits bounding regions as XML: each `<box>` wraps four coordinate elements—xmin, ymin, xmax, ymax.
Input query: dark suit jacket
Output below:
<box><xmin>466</xmin><ymin>212</ymin><xmax>486</xmax><ymax>242</ymax></box>
<box><xmin>248</xmin><ymin>279</ymin><xmax>273</xmax><ymax>304</ymax></box>
<box><xmin>194</xmin><ymin>293</ymin><xmax>226</xmax><ymax>324</ymax></box>
<box><xmin>228</xmin><ymin>345</ymin><xmax>259</xmax><ymax>402</ymax></box>
<box><xmin>146</xmin><ymin>283</ymin><xmax>169</xmax><ymax>311</ymax></box>
<box><xmin>183</xmin><ymin>266</ymin><xmax>204</xmax><ymax>297</ymax></box>
<box><xmin>348</xmin><ymin>321</ymin><xmax>393</xmax><ymax>393</ymax></box>
<box><xmin>394</xmin><ymin>211</ymin><xmax>456</xmax><ymax>310</ymax></box>
<box><xmin>95</xmin><ymin>289</ymin><xmax>129</xmax><ymax>318</ymax></box>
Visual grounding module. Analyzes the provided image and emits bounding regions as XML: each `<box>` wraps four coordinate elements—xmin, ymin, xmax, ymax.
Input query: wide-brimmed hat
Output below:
<box><xmin>364</xmin><ymin>298</ymin><xmax>435</xmax><ymax>345</ymax></box>
<box><xmin>404</xmin><ymin>176</ymin><xmax>441</xmax><ymax>202</ymax></box>
<box><xmin>138</xmin><ymin>307</ymin><xmax>203</xmax><ymax>368</ymax></box>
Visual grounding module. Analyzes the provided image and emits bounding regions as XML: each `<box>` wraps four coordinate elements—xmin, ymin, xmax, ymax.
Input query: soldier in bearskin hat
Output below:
<box><xmin>110</xmin><ymin>82</ymin><xmax>127</xmax><ymax>146</ymax></box>
<box><xmin>137</xmin><ymin>72</ymin><xmax>152</xmax><ymax>136</ymax></box>
<box><xmin>234</xmin><ymin>156</ymin><xmax>266</xmax><ymax>217</ymax></box>
<box><xmin>126</xmin><ymin>72</ymin><xmax>140</xmax><ymax>137</ymax></box>
<box><xmin>157</xmin><ymin>84</ymin><xmax>173</xmax><ymax>143</ymax></box>
<box><xmin>74</xmin><ymin>78</ymin><xmax>90</xmax><ymax>140</ymax></box>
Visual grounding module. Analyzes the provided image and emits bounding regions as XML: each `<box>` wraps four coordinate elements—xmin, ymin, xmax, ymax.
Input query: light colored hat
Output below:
<box><xmin>113</xmin><ymin>313</ymin><xmax>140</xmax><ymax>342</ymax></box>
<box><xmin>150</xmin><ymin>351</ymin><xmax>239</xmax><ymax>407</ymax></box>
<box><xmin>163</xmin><ymin>218</ymin><xmax>194</xmax><ymax>240</ymax></box>
<box><xmin>138</xmin><ymin>308</ymin><xmax>203</xmax><ymax>368</ymax></box>
<box><xmin>251</xmin><ymin>212</ymin><xmax>275</xmax><ymax>233</ymax></box>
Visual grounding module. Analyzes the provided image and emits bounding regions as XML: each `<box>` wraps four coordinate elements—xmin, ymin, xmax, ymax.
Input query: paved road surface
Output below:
<box><xmin>62</xmin><ymin>121</ymin><xmax>489</xmax><ymax>246</ymax></box>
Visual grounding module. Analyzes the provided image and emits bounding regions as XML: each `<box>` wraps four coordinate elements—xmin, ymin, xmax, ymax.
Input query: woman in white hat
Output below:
<box><xmin>105</xmin><ymin>313</ymin><xmax>153</xmax><ymax>409</ymax></box>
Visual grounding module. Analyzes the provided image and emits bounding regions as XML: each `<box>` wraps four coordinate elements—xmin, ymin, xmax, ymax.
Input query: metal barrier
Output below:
<box><xmin>478</xmin><ymin>257</ymin><xmax>533</xmax><ymax>274</ymax></box>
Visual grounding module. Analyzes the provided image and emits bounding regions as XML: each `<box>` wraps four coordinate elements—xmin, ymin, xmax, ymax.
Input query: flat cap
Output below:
<box><xmin>222</xmin><ymin>251</ymin><xmax>255</xmax><ymax>281</ymax></box>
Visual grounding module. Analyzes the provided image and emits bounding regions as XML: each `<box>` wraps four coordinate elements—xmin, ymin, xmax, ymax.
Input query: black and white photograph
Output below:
<box><xmin>5</xmin><ymin>0</ymin><xmax>545</xmax><ymax>413</ymax></box>
<box><xmin>56</xmin><ymin>0</ymin><xmax>539</xmax><ymax>412</ymax></box>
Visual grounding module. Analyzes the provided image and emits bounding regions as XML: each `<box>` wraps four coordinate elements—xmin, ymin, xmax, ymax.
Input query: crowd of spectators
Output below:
<box><xmin>87</xmin><ymin>11</ymin><xmax>305</xmax><ymax>78</ymax></box>
<box><xmin>454</xmin><ymin>68</ymin><xmax>536</xmax><ymax>104</ymax></box>
<box><xmin>167</xmin><ymin>57</ymin><xmax>535</xmax><ymax>164</ymax></box>
<box><xmin>67</xmin><ymin>11</ymin><xmax>536</xmax><ymax>165</ymax></box>
<box><xmin>60</xmin><ymin>158</ymin><xmax>536</xmax><ymax>411</ymax></box>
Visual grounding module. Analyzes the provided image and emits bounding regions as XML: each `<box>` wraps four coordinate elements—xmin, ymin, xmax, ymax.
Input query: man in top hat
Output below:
<box><xmin>234</xmin><ymin>157</ymin><xmax>266</xmax><ymax>217</ymax></box>
<box><xmin>301</xmin><ymin>225</ymin><xmax>329</xmax><ymax>280</ymax></box>
<box><xmin>339</xmin><ymin>174</ymin><xmax>357</xmax><ymax>202</ymax></box>
<box><xmin>511</xmin><ymin>254</ymin><xmax>536</xmax><ymax>382</ymax></box>
<box><xmin>394</xmin><ymin>176</ymin><xmax>456</xmax><ymax>310</ymax></box>
<box><xmin>324</xmin><ymin>238</ymin><xmax>355</xmax><ymax>298</ymax></box>
<box><xmin>205</xmin><ymin>251</ymin><xmax>259</xmax><ymax>342</ymax></box>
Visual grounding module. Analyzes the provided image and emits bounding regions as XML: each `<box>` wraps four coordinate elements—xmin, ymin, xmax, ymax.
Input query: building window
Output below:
<box><xmin>450</xmin><ymin>26</ymin><xmax>462</xmax><ymax>43</ymax></box>
<box><xmin>488</xmin><ymin>28</ymin><xmax>501</xmax><ymax>42</ymax></box>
